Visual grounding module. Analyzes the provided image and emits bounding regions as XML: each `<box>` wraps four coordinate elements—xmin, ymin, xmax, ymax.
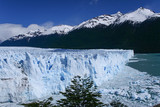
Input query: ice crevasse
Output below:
<box><xmin>0</xmin><ymin>47</ymin><xmax>134</xmax><ymax>103</ymax></box>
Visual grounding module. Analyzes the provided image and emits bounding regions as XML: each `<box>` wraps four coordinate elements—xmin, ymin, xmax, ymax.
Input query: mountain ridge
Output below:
<box><xmin>1</xmin><ymin>7</ymin><xmax>160</xmax><ymax>53</ymax></box>
<box><xmin>2</xmin><ymin>7</ymin><xmax>160</xmax><ymax>42</ymax></box>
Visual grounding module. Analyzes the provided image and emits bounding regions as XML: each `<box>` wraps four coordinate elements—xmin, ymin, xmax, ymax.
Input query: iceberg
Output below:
<box><xmin>0</xmin><ymin>47</ymin><xmax>133</xmax><ymax>103</ymax></box>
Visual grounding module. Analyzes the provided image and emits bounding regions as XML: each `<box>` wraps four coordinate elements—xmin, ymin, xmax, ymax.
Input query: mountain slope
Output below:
<box><xmin>74</xmin><ymin>12</ymin><xmax>122</xmax><ymax>29</ymax></box>
<box><xmin>4</xmin><ymin>7</ymin><xmax>160</xmax><ymax>42</ymax></box>
<box><xmin>117</xmin><ymin>7</ymin><xmax>155</xmax><ymax>23</ymax></box>
<box><xmin>1</xmin><ymin>8</ymin><xmax>160</xmax><ymax>53</ymax></box>
<box><xmin>5</xmin><ymin>25</ymin><xmax>73</xmax><ymax>41</ymax></box>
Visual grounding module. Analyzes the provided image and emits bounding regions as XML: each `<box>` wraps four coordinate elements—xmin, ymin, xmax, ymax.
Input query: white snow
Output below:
<box><xmin>0</xmin><ymin>47</ymin><xmax>133</xmax><ymax>103</ymax></box>
<box><xmin>74</xmin><ymin>7</ymin><xmax>160</xmax><ymax>29</ymax></box>
<box><xmin>74</xmin><ymin>12</ymin><xmax>122</xmax><ymax>29</ymax></box>
<box><xmin>40</xmin><ymin>25</ymin><xmax>73</xmax><ymax>36</ymax></box>
<box><xmin>117</xmin><ymin>7</ymin><xmax>155</xmax><ymax>24</ymax></box>
<box><xmin>8</xmin><ymin>25</ymin><xmax>73</xmax><ymax>41</ymax></box>
<box><xmin>25</xmin><ymin>25</ymin><xmax>73</xmax><ymax>36</ymax></box>
<box><xmin>5</xmin><ymin>7</ymin><xmax>160</xmax><ymax>42</ymax></box>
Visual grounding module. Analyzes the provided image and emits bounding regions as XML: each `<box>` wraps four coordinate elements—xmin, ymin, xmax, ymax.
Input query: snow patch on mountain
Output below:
<box><xmin>117</xmin><ymin>7</ymin><xmax>155</xmax><ymax>23</ymax></box>
<box><xmin>74</xmin><ymin>12</ymin><xmax>122</xmax><ymax>29</ymax></box>
<box><xmin>18</xmin><ymin>25</ymin><xmax>73</xmax><ymax>37</ymax></box>
<box><xmin>7</xmin><ymin>25</ymin><xmax>73</xmax><ymax>41</ymax></box>
<box><xmin>76</xmin><ymin>7</ymin><xmax>160</xmax><ymax>28</ymax></box>
<box><xmin>43</xmin><ymin>25</ymin><xmax>73</xmax><ymax>35</ymax></box>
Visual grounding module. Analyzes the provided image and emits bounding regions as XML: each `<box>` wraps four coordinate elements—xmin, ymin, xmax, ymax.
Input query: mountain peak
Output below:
<box><xmin>117</xmin><ymin>11</ymin><xmax>123</xmax><ymax>15</ymax></box>
<box><xmin>112</xmin><ymin>11</ymin><xmax>123</xmax><ymax>17</ymax></box>
<box><xmin>2</xmin><ymin>7</ymin><xmax>160</xmax><ymax>43</ymax></box>
<box><xmin>137</xmin><ymin>7</ymin><xmax>146</xmax><ymax>10</ymax></box>
<box><xmin>9</xmin><ymin>24</ymin><xmax>74</xmax><ymax>41</ymax></box>
<box><xmin>117</xmin><ymin>7</ymin><xmax>156</xmax><ymax>24</ymax></box>
<box><xmin>49</xmin><ymin>25</ymin><xmax>73</xmax><ymax>34</ymax></box>
<box><xmin>75</xmin><ymin>12</ymin><xmax>123</xmax><ymax>29</ymax></box>
<box><xmin>137</xmin><ymin>7</ymin><xmax>152</xmax><ymax>11</ymax></box>
<box><xmin>135</xmin><ymin>7</ymin><xmax>155</xmax><ymax>15</ymax></box>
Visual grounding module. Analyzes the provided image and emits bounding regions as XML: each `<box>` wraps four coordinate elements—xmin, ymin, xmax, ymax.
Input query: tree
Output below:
<box><xmin>55</xmin><ymin>76</ymin><xmax>105</xmax><ymax>107</ymax></box>
<box><xmin>22</xmin><ymin>97</ymin><xmax>53</xmax><ymax>107</ymax></box>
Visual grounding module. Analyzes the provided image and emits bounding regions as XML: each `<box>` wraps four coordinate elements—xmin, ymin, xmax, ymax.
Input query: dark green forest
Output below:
<box><xmin>1</xmin><ymin>18</ymin><xmax>160</xmax><ymax>53</ymax></box>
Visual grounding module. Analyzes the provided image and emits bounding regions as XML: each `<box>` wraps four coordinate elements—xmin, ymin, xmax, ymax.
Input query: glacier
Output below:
<box><xmin>0</xmin><ymin>47</ymin><xmax>133</xmax><ymax>103</ymax></box>
<box><xmin>99</xmin><ymin>66</ymin><xmax>160</xmax><ymax>107</ymax></box>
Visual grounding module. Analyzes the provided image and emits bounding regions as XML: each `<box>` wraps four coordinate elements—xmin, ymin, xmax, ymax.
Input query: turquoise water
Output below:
<box><xmin>128</xmin><ymin>54</ymin><xmax>160</xmax><ymax>76</ymax></box>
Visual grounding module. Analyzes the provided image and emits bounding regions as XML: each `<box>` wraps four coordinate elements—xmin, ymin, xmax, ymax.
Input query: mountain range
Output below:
<box><xmin>1</xmin><ymin>7</ymin><xmax>160</xmax><ymax>53</ymax></box>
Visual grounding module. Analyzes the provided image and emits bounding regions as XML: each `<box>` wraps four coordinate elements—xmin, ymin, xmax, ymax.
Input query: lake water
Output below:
<box><xmin>128</xmin><ymin>53</ymin><xmax>160</xmax><ymax>76</ymax></box>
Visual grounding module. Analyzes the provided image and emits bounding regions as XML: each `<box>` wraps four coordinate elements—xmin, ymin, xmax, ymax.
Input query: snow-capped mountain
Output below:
<box><xmin>38</xmin><ymin>25</ymin><xmax>74</xmax><ymax>36</ymax></box>
<box><xmin>74</xmin><ymin>12</ymin><xmax>123</xmax><ymax>29</ymax></box>
<box><xmin>117</xmin><ymin>7</ymin><xmax>158</xmax><ymax>23</ymax></box>
<box><xmin>8</xmin><ymin>25</ymin><xmax>74</xmax><ymax>41</ymax></box>
<box><xmin>76</xmin><ymin>7</ymin><xmax>160</xmax><ymax>29</ymax></box>
<box><xmin>26</xmin><ymin>25</ymin><xmax>74</xmax><ymax>36</ymax></box>
<box><xmin>2</xmin><ymin>7</ymin><xmax>160</xmax><ymax>42</ymax></box>
<box><xmin>47</xmin><ymin>25</ymin><xmax>73</xmax><ymax>34</ymax></box>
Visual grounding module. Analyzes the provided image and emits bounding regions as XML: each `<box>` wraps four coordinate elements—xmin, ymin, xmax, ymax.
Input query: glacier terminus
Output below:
<box><xmin>0</xmin><ymin>47</ymin><xmax>160</xmax><ymax>107</ymax></box>
<box><xmin>0</xmin><ymin>47</ymin><xmax>133</xmax><ymax>102</ymax></box>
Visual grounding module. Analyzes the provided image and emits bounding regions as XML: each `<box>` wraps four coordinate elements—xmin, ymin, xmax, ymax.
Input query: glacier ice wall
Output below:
<box><xmin>0</xmin><ymin>47</ymin><xmax>133</xmax><ymax>103</ymax></box>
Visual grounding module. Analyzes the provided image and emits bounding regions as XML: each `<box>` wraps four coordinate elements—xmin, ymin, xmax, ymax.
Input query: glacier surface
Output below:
<box><xmin>0</xmin><ymin>47</ymin><xmax>133</xmax><ymax>103</ymax></box>
<box><xmin>100</xmin><ymin>66</ymin><xmax>160</xmax><ymax>107</ymax></box>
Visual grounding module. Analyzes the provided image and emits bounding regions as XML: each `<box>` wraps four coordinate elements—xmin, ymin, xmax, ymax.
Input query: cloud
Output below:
<box><xmin>0</xmin><ymin>24</ymin><xmax>26</xmax><ymax>42</ymax></box>
<box><xmin>89</xmin><ymin>0</ymin><xmax>99</xmax><ymax>5</ymax></box>
<box><xmin>41</xmin><ymin>21</ymin><xmax>54</xmax><ymax>28</ymax></box>
<box><xmin>0</xmin><ymin>22</ymin><xmax>54</xmax><ymax>42</ymax></box>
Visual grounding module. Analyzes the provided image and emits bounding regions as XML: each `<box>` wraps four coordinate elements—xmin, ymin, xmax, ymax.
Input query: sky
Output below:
<box><xmin>0</xmin><ymin>0</ymin><xmax>160</xmax><ymax>41</ymax></box>
<box><xmin>0</xmin><ymin>0</ymin><xmax>160</xmax><ymax>26</ymax></box>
